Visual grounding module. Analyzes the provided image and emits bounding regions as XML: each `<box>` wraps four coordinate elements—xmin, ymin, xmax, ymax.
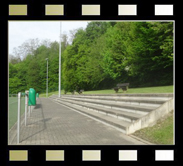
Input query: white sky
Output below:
<box><xmin>8</xmin><ymin>21</ymin><xmax>90</xmax><ymax>55</ymax></box>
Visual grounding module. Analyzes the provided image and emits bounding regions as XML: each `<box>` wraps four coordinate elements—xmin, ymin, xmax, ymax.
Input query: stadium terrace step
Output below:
<box><xmin>56</xmin><ymin>98</ymin><xmax>144</xmax><ymax>123</ymax></box>
<box><xmin>63</xmin><ymin>95</ymin><xmax>168</xmax><ymax>103</ymax></box>
<box><xmin>49</xmin><ymin>93</ymin><xmax>173</xmax><ymax>134</ymax></box>
<box><xmin>58</xmin><ymin>98</ymin><xmax>156</xmax><ymax>115</ymax></box>
<box><xmin>54</xmin><ymin>99</ymin><xmax>131</xmax><ymax>133</ymax></box>
<box><xmin>60</xmin><ymin>96</ymin><xmax>163</xmax><ymax>108</ymax></box>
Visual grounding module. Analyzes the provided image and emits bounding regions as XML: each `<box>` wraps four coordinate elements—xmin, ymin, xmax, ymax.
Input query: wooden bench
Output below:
<box><xmin>78</xmin><ymin>89</ymin><xmax>84</xmax><ymax>94</ymax></box>
<box><xmin>113</xmin><ymin>83</ymin><xmax>129</xmax><ymax>93</ymax></box>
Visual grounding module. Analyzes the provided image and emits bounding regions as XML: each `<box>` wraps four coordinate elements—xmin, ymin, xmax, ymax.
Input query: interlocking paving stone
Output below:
<box><xmin>9</xmin><ymin>98</ymin><xmax>146</xmax><ymax>145</ymax></box>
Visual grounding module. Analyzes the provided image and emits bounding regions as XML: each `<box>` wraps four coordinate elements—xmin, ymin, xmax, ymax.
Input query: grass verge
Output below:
<box><xmin>39</xmin><ymin>90</ymin><xmax>64</xmax><ymax>97</ymax></box>
<box><xmin>132</xmin><ymin>111</ymin><xmax>174</xmax><ymax>145</ymax></box>
<box><xmin>39</xmin><ymin>85</ymin><xmax>173</xmax><ymax>97</ymax></box>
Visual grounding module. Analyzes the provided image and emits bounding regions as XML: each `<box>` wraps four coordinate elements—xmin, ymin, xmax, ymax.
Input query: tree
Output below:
<box><xmin>101</xmin><ymin>22</ymin><xmax>173</xmax><ymax>87</ymax></box>
<box><xmin>76</xmin><ymin>35</ymin><xmax>107</xmax><ymax>89</ymax></box>
<box><xmin>13</xmin><ymin>38</ymin><xmax>40</xmax><ymax>60</ymax></box>
<box><xmin>9</xmin><ymin>22</ymin><xmax>173</xmax><ymax>95</ymax></box>
<box><xmin>9</xmin><ymin>77</ymin><xmax>22</xmax><ymax>94</ymax></box>
<box><xmin>128</xmin><ymin>22</ymin><xmax>173</xmax><ymax>86</ymax></box>
<box><xmin>9</xmin><ymin>54</ymin><xmax>21</xmax><ymax>64</ymax></box>
<box><xmin>69</xmin><ymin>28</ymin><xmax>81</xmax><ymax>44</ymax></box>
<box><xmin>9</xmin><ymin>63</ymin><xmax>18</xmax><ymax>78</ymax></box>
<box><xmin>102</xmin><ymin>22</ymin><xmax>132</xmax><ymax>81</ymax></box>
<box><xmin>26</xmin><ymin>58</ymin><xmax>41</xmax><ymax>92</ymax></box>
<box><xmin>85</xmin><ymin>22</ymin><xmax>110</xmax><ymax>43</ymax></box>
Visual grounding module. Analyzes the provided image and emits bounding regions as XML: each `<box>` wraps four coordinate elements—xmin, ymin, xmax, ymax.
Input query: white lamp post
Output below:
<box><xmin>45</xmin><ymin>58</ymin><xmax>48</xmax><ymax>98</ymax></box>
<box><xmin>59</xmin><ymin>22</ymin><xmax>62</xmax><ymax>97</ymax></box>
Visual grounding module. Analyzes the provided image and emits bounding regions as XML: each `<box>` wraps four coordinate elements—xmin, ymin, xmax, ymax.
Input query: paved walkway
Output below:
<box><xmin>9</xmin><ymin>98</ymin><xmax>146</xmax><ymax>145</ymax></box>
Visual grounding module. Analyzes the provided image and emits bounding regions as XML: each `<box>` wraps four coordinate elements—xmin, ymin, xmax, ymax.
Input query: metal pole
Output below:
<box><xmin>59</xmin><ymin>21</ymin><xmax>62</xmax><ymax>97</ymax></box>
<box><xmin>47</xmin><ymin>59</ymin><xmax>48</xmax><ymax>98</ymax></box>
<box><xmin>25</xmin><ymin>93</ymin><xmax>27</xmax><ymax>126</ymax></box>
<box><xmin>46</xmin><ymin>59</ymin><xmax>48</xmax><ymax>97</ymax></box>
<box><xmin>17</xmin><ymin>92</ymin><xmax>21</xmax><ymax>144</ymax></box>
<box><xmin>25</xmin><ymin>90</ymin><xmax>29</xmax><ymax>125</ymax></box>
<box><xmin>46</xmin><ymin>58</ymin><xmax>48</xmax><ymax>98</ymax></box>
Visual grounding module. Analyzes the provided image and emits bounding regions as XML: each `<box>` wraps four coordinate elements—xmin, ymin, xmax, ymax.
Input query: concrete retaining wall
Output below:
<box><xmin>126</xmin><ymin>98</ymin><xmax>174</xmax><ymax>135</ymax></box>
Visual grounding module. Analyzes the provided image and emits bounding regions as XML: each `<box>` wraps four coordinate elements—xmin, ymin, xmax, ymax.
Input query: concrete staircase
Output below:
<box><xmin>49</xmin><ymin>94</ymin><xmax>174</xmax><ymax>134</ymax></box>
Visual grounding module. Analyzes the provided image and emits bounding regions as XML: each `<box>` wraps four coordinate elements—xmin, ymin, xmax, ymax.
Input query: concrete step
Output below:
<box><xmin>61</xmin><ymin>96</ymin><xmax>164</xmax><ymax>107</ymax></box>
<box><xmin>49</xmin><ymin>93</ymin><xmax>174</xmax><ymax>135</ymax></box>
<box><xmin>54</xmin><ymin>99</ymin><xmax>131</xmax><ymax>134</ymax></box>
<box><xmin>58</xmin><ymin>98</ymin><xmax>155</xmax><ymax>115</ymax></box>
<box><xmin>62</xmin><ymin>95</ymin><xmax>171</xmax><ymax>101</ymax></box>
<box><xmin>64</xmin><ymin>93</ymin><xmax>173</xmax><ymax>98</ymax></box>
<box><xmin>63</xmin><ymin>94</ymin><xmax>171</xmax><ymax>101</ymax></box>
<box><xmin>56</xmin><ymin>98</ymin><xmax>143</xmax><ymax>123</ymax></box>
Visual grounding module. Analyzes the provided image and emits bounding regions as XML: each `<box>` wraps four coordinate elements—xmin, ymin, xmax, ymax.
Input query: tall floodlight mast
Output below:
<box><xmin>59</xmin><ymin>22</ymin><xmax>62</xmax><ymax>97</ymax></box>
<box><xmin>45</xmin><ymin>58</ymin><xmax>48</xmax><ymax>98</ymax></box>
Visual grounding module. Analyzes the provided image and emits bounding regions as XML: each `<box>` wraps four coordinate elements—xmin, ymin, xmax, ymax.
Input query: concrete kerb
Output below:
<box><xmin>129</xmin><ymin>134</ymin><xmax>155</xmax><ymax>145</ymax></box>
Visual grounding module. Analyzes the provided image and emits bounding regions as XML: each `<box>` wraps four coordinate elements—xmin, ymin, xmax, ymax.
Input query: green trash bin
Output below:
<box><xmin>36</xmin><ymin>93</ymin><xmax>39</xmax><ymax>98</ymax></box>
<box><xmin>28</xmin><ymin>88</ymin><xmax>36</xmax><ymax>106</ymax></box>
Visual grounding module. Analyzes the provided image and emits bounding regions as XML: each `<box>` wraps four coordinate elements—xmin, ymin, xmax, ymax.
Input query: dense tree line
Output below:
<box><xmin>9</xmin><ymin>22</ymin><xmax>173</xmax><ymax>94</ymax></box>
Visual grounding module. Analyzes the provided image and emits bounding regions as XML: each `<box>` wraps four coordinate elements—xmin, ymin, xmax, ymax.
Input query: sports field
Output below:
<box><xmin>9</xmin><ymin>96</ymin><xmax>25</xmax><ymax>130</ymax></box>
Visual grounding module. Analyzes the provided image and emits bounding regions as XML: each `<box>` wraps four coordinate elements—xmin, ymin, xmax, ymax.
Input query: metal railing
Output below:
<box><xmin>17</xmin><ymin>90</ymin><xmax>34</xmax><ymax>144</ymax></box>
<box><xmin>10</xmin><ymin>89</ymin><xmax>40</xmax><ymax>144</ymax></box>
<box><xmin>17</xmin><ymin>92</ymin><xmax>21</xmax><ymax>144</ymax></box>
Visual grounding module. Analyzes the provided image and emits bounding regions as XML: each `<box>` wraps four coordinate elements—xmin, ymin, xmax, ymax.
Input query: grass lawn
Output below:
<box><xmin>39</xmin><ymin>90</ymin><xmax>62</xmax><ymax>97</ymax></box>
<box><xmin>39</xmin><ymin>85</ymin><xmax>173</xmax><ymax>97</ymax></box>
<box><xmin>132</xmin><ymin>111</ymin><xmax>174</xmax><ymax>145</ymax></box>
<box><xmin>9</xmin><ymin>97</ymin><xmax>25</xmax><ymax>130</ymax></box>
<box><xmin>83</xmin><ymin>85</ymin><xmax>173</xmax><ymax>94</ymax></box>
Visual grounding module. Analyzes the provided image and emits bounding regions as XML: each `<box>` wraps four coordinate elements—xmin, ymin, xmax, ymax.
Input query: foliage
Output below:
<box><xmin>9</xmin><ymin>22</ymin><xmax>173</xmax><ymax>94</ymax></box>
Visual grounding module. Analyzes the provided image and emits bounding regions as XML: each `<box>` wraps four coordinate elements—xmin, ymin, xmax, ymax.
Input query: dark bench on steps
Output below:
<box><xmin>70</xmin><ymin>89</ymin><xmax>84</xmax><ymax>95</ymax></box>
<box><xmin>78</xmin><ymin>89</ymin><xmax>84</xmax><ymax>94</ymax></box>
<box><xmin>113</xmin><ymin>83</ymin><xmax>129</xmax><ymax>93</ymax></box>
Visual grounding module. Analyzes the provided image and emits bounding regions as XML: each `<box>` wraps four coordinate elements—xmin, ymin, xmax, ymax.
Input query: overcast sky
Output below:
<box><xmin>8</xmin><ymin>21</ymin><xmax>90</xmax><ymax>55</ymax></box>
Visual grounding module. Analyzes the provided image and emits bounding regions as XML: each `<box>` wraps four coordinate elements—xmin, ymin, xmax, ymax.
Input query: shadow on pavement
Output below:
<box><xmin>34</xmin><ymin>104</ymin><xmax>41</xmax><ymax>109</ymax></box>
<box><xmin>21</xmin><ymin>99</ymin><xmax>47</xmax><ymax>142</ymax></box>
